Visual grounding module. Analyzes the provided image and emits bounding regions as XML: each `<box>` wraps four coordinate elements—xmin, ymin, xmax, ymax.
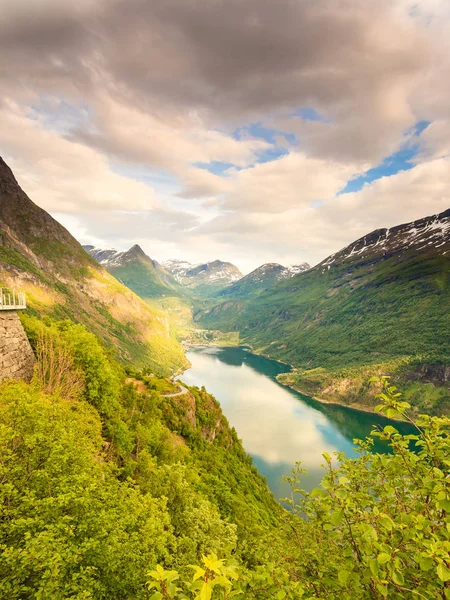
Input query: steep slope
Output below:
<box><xmin>195</xmin><ymin>208</ymin><xmax>450</xmax><ymax>412</ymax></box>
<box><xmin>163</xmin><ymin>258</ymin><xmax>243</xmax><ymax>297</ymax></box>
<box><xmin>84</xmin><ymin>244</ymin><xmax>183</xmax><ymax>298</ymax></box>
<box><xmin>220</xmin><ymin>262</ymin><xmax>310</xmax><ymax>298</ymax></box>
<box><xmin>0</xmin><ymin>157</ymin><xmax>186</xmax><ymax>374</ymax></box>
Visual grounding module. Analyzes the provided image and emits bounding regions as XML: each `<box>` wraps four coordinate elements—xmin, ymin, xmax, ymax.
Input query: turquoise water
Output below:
<box><xmin>181</xmin><ymin>346</ymin><xmax>415</xmax><ymax>501</ymax></box>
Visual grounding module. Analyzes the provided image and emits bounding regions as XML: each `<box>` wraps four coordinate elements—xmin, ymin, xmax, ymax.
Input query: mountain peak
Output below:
<box><xmin>320</xmin><ymin>208</ymin><xmax>450</xmax><ymax>272</ymax></box>
<box><xmin>84</xmin><ymin>244</ymin><xmax>153</xmax><ymax>267</ymax></box>
<box><xmin>0</xmin><ymin>156</ymin><xmax>17</xmax><ymax>186</ymax></box>
<box><xmin>220</xmin><ymin>261</ymin><xmax>310</xmax><ymax>298</ymax></box>
<box><xmin>163</xmin><ymin>258</ymin><xmax>243</xmax><ymax>295</ymax></box>
<box><xmin>129</xmin><ymin>243</ymin><xmax>145</xmax><ymax>255</ymax></box>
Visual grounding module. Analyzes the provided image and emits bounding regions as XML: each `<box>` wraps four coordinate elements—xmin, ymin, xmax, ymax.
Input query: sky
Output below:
<box><xmin>1</xmin><ymin>0</ymin><xmax>450</xmax><ymax>273</ymax></box>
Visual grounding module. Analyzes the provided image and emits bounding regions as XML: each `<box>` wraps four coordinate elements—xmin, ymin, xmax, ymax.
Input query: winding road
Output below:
<box><xmin>162</xmin><ymin>383</ymin><xmax>188</xmax><ymax>398</ymax></box>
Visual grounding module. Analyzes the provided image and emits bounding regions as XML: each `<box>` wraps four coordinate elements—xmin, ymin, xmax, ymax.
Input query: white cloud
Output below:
<box><xmin>223</xmin><ymin>152</ymin><xmax>360</xmax><ymax>213</ymax></box>
<box><xmin>0</xmin><ymin>101</ymin><xmax>159</xmax><ymax>213</ymax></box>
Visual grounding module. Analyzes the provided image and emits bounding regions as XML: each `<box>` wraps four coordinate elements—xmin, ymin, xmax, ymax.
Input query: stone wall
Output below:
<box><xmin>0</xmin><ymin>311</ymin><xmax>35</xmax><ymax>382</ymax></box>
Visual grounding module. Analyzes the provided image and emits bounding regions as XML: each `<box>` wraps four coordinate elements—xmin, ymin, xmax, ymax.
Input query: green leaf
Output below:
<box><xmin>189</xmin><ymin>566</ymin><xmax>206</xmax><ymax>582</ymax></box>
<box><xmin>392</xmin><ymin>570</ymin><xmax>404</xmax><ymax>586</ymax></box>
<box><xmin>419</xmin><ymin>557</ymin><xmax>434</xmax><ymax>571</ymax></box>
<box><xmin>330</xmin><ymin>509</ymin><xmax>344</xmax><ymax>525</ymax></box>
<box><xmin>338</xmin><ymin>570</ymin><xmax>350</xmax><ymax>584</ymax></box>
<box><xmin>276</xmin><ymin>591</ymin><xmax>286</xmax><ymax>599</ymax></box>
<box><xmin>369</xmin><ymin>558</ymin><xmax>379</xmax><ymax>577</ymax></box>
<box><xmin>378</xmin><ymin>515</ymin><xmax>394</xmax><ymax>531</ymax></box>
<box><xmin>437</xmin><ymin>562</ymin><xmax>450</xmax><ymax>582</ymax></box>
<box><xmin>377</xmin><ymin>553</ymin><xmax>391</xmax><ymax>565</ymax></box>
<box><xmin>198</xmin><ymin>582</ymin><xmax>213</xmax><ymax>600</ymax></box>
<box><xmin>438</xmin><ymin>498</ymin><xmax>450</xmax><ymax>512</ymax></box>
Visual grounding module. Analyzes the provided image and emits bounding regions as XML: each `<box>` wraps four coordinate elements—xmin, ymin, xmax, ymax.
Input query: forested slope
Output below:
<box><xmin>2</xmin><ymin>318</ymin><xmax>450</xmax><ymax>599</ymax></box>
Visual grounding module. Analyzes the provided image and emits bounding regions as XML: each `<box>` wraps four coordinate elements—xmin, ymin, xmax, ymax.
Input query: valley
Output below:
<box><xmin>1</xmin><ymin>155</ymin><xmax>450</xmax><ymax>598</ymax></box>
<box><xmin>3</xmin><ymin>2</ymin><xmax>450</xmax><ymax>595</ymax></box>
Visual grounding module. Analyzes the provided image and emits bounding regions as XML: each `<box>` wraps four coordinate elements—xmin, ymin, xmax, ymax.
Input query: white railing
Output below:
<box><xmin>0</xmin><ymin>289</ymin><xmax>26</xmax><ymax>310</ymax></box>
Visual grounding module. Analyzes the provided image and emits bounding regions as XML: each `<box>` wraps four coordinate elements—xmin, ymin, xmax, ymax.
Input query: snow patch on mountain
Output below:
<box><xmin>320</xmin><ymin>208</ymin><xmax>450</xmax><ymax>272</ymax></box>
<box><xmin>163</xmin><ymin>259</ymin><xmax>243</xmax><ymax>286</ymax></box>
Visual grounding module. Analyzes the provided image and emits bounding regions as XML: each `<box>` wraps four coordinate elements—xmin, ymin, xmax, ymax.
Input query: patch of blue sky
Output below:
<box><xmin>194</xmin><ymin>123</ymin><xmax>293</xmax><ymax>173</ymax></box>
<box><xmin>339</xmin><ymin>120</ymin><xmax>431</xmax><ymax>195</ymax></box>
<box><xmin>254</xmin><ymin>145</ymin><xmax>289</xmax><ymax>164</ymax></box>
<box><xmin>289</xmin><ymin>106</ymin><xmax>329</xmax><ymax>122</ymax></box>
<box><xmin>233</xmin><ymin>122</ymin><xmax>295</xmax><ymax>145</ymax></box>
<box><xmin>28</xmin><ymin>96</ymin><xmax>93</xmax><ymax>134</ymax></box>
<box><xmin>193</xmin><ymin>161</ymin><xmax>236</xmax><ymax>176</ymax></box>
<box><xmin>109</xmin><ymin>161</ymin><xmax>180</xmax><ymax>193</ymax></box>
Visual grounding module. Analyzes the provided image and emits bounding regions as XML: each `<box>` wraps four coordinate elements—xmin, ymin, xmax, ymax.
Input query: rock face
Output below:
<box><xmin>0</xmin><ymin>311</ymin><xmax>35</xmax><ymax>382</ymax></box>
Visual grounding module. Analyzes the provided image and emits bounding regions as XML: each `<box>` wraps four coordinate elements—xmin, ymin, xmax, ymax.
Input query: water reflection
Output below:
<box><xmin>180</xmin><ymin>346</ymin><xmax>415</xmax><ymax>500</ymax></box>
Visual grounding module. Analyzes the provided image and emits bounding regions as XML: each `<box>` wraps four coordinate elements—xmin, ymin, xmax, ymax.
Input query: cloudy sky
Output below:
<box><xmin>1</xmin><ymin>0</ymin><xmax>450</xmax><ymax>272</ymax></box>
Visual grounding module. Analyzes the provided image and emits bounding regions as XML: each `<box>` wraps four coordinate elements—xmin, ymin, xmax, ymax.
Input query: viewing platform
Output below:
<box><xmin>0</xmin><ymin>289</ymin><xmax>26</xmax><ymax>311</ymax></box>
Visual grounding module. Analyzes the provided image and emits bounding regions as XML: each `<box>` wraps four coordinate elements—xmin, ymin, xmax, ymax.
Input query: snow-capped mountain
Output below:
<box><xmin>163</xmin><ymin>259</ymin><xmax>243</xmax><ymax>296</ymax></box>
<box><xmin>195</xmin><ymin>207</ymin><xmax>450</xmax><ymax>381</ymax></box>
<box><xmin>219</xmin><ymin>262</ymin><xmax>310</xmax><ymax>297</ymax></box>
<box><xmin>320</xmin><ymin>209</ymin><xmax>450</xmax><ymax>272</ymax></box>
<box><xmin>84</xmin><ymin>244</ymin><xmax>156</xmax><ymax>268</ymax></box>
<box><xmin>285</xmin><ymin>263</ymin><xmax>311</xmax><ymax>277</ymax></box>
<box><xmin>162</xmin><ymin>259</ymin><xmax>198</xmax><ymax>283</ymax></box>
<box><xmin>83</xmin><ymin>244</ymin><xmax>180</xmax><ymax>298</ymax></box>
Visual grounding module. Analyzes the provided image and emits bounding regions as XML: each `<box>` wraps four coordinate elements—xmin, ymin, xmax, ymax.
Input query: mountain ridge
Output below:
<box><xmin>0</xmin><ymin>157</ymin><xmax>186</xmax><ymax>374</ymax></box>
<box><xmin>220</xmin><ymin>261</ymin><xmax>310</xmax><ymax>298</ymax></box>
<box><xmin>163</xmin><ymin>258</ymin><xmax>243</xmax><ymax>297</ymax></box>
<box><xmin>195</xmin><ymin>206</ymin><xmax>450</xmax><ymax>414</ymax></box>
<box><xmin>319</xmin><ymin>208</ymin><xmax>450</xmax><ymax>271</ymax></box>
<box><xmin>83</xmin><ymin>243</ymin><xmax>182</xmax><ymax>298</ymax></box>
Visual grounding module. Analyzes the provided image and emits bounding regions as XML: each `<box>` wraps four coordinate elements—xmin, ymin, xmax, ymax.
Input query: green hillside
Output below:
<box><xmin>2</xmin><ymin>318</ymin><xmax>450</xmax><ymax>598</ymax></box>
<box><xmin>195</xmin><ymin>210</ymin><xmax>450</xmax><ymax>413</ymax></box>
<box><xmin>84</xmin><ymin>244</ymin><xmax>186</xmax><ymax>300</ymax></box>
<box><xmin>219</xmin><ymin>262</ymin><xmax>310</xmax><ymax>298</ymax></box>
<box><xmin>0</xmin><ymin>157</ymin><xmax>186</xmax><ymax>375</ymax></box>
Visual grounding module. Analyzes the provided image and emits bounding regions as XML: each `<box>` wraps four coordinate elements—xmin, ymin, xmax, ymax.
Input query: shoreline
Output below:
<box><xmin>275</xmin><ymin>376</ymin><xmax>409</xmax><ymax>423</ymax></box>
<box><xmin>184</xmin><ymin>341</ymin><xmax>407</xmax><ymax>422</ymax></box>
<box><xmin>180</xmin><ymin>341</ymin><xmax>412</xmax><ymax>423</ymax></box>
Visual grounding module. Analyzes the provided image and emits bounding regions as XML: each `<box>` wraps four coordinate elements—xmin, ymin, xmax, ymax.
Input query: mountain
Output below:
<box><xmin>162</xmin><ymin>259</ymin><xmax>198</xmax><ymax>283</ymax></box>
<box><xmin>83</xmin><ymin>244</ymin><xmax>182</xmax><ymax>298</ymax></box>
<box><xmin>220</xmin><ymin>262</ymin><xmax>310</xmax><ymax>297</ymax></box>
<box><xmin>319</xmin><ymin>210</ymin><xmax>450</xmax><ymax>270</ymax></box>
<box><xmin>0</xmin><ymin>157</ymin><xmax>185</xmax><ymax>374</ymax></box>
<box><xmin>163</xmin><ymin>258</ymin><xmax>243</xmax><ymax>297</ymax></box>
<box><xmin>195</xmin><ymin>208</ymin><xmax>450</xmax><ymax>414</ymax></box>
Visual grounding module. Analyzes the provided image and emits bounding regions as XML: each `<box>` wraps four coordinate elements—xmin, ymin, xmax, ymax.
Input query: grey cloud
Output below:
<box><xmin>0</xmin><ymin>0</ymin><xmax>430</xmax><ymax>123</ymax></box>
